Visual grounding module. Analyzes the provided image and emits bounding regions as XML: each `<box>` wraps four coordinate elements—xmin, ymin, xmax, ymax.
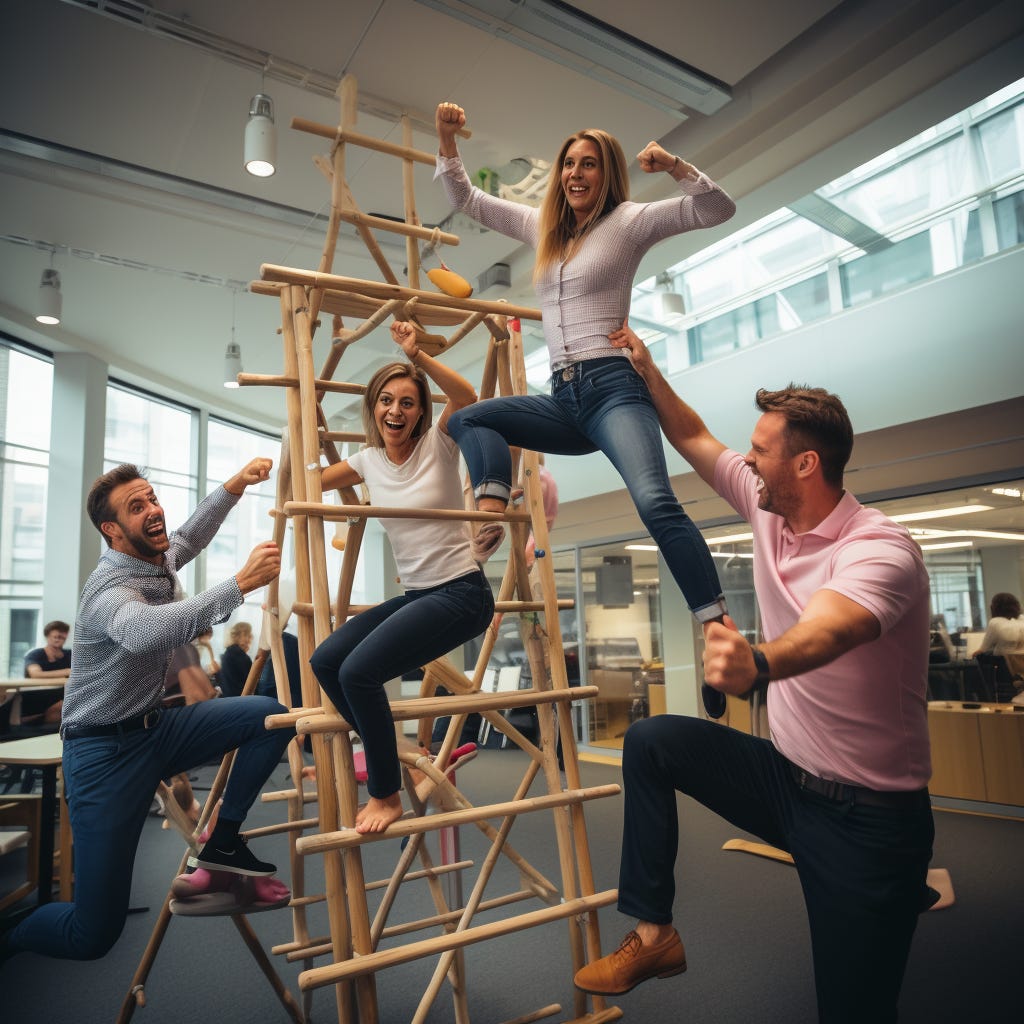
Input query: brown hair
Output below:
<box><xmin>990</xmin><ymin>592</ymin><xmax>1022</xmax><ymax>620</ymax></box>
<box><xmin>362</xmin><ymin>362</ymin><xmax>432</xmax><ymax>448</ymax></box>
<box><xmin>228</xmin><ymin>621</ymin><xmax>253</xmax><ymax>644</ymax></box>
<box><xmin>44</xmin><ymin>620</ymin><xmax>70</xmax><ymax>636</ymax></box>
<box><xmin>534</xmin><ymin>129</ymin><xmax>630</xmax><ymax>280</ymax></box>
<box><xmin>87</xmin><ymin>463</ymin><xmax>147</xmax><ymax>546</ymax></box>
<box><xmin>754</xmin><ymin>385</ymin><xmax>853</xmax><ymax>487</ymax></box>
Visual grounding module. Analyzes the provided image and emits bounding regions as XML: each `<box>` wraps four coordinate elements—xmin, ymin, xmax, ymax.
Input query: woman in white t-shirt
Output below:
<box><xmin>972</xmin><ymin>591</ymin><xmax>1024</xmax><ymax>678</ymax></box>
<box><xmin>309</xmin><ymin>321</ymin><xmax>494</xmax><ymax>833</ymax></box>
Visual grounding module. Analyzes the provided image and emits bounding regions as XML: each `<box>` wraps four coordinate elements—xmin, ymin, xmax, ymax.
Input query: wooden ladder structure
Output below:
<box><xmin>242</xmin><ymin>76</ymin><xmax>624</xmax><ymax>1023</ymax></box>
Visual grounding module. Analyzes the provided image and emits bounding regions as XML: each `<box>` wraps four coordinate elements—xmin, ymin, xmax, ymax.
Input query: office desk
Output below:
<box><xmin>0</xmin><ymin>733</ymin><xmax>64</xmax><ymax>903</ymax></box>
<box><xmin>927</xmin><ymin>701</ymin><xmax>1024</xmax><ymax>805</ymax></box>
<box><xmin>0</xmin><ymin>678</ymin><xmax>67</xmax><ymax>726</ymax></box>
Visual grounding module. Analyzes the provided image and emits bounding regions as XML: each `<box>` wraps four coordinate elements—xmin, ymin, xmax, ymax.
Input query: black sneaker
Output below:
<box><xmin>195</xmin><ymin>836</ymin><xmax>276</xmax><ymax>877</ymax></box>
<box><xmin>701</xmin><ymin>683</ymin><xmax>727</xmax><ymax>720</ymax></box>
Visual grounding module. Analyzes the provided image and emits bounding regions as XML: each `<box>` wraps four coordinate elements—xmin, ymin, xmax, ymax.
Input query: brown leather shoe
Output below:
<box><xmin>574</xmin><ymin>928</ymin><xmax>687</xmax><ymax>995</ymax></box>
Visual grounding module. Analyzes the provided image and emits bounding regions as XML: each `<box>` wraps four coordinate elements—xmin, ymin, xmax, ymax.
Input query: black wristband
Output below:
<box><xmin>751</xmin><ymin>646</ymin><xmax>770</xmax><ymax>685</ymax></box>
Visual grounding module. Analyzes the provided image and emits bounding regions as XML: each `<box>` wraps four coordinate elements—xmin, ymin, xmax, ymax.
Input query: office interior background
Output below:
<box><xmin>1</xmin><ymin>0</ymin><xmax>1023</xmax><ymax>759</ymax></box>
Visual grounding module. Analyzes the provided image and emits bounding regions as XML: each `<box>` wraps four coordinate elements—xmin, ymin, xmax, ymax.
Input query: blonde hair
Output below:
<box><xmin>228</xmin><ymin>621</ymin><xmax>252</xmax><ymax>644</ymax></box>
<box><xmin>534</xmin><ymin>129</ymin><xmax>630</xmax><ymax>281</ymax></box>
<box><xmin>362</xmin><ymin>362</ymin><xmax>432</xmax><ymax>447</ymax></box>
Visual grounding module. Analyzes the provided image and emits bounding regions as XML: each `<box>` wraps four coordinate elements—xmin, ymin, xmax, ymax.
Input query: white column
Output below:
<box><xmin>43</xmin><ymin>352</ymin><xmax>107</xmax><ymax>627</ymax></box>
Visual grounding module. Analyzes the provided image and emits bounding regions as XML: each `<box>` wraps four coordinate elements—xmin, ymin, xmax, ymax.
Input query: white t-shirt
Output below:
<box><xmin>347</xmin><ymin>426</ymin><xmax>479</xmax><ymax>590</ymax></box>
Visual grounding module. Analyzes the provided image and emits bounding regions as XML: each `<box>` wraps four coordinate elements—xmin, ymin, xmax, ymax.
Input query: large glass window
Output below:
<box><xmin>0</xmin><ymin>345</ymin><xmax>52</xmax><ymax>674</ymax></box>
<box><xmin>205</xmin><ymin>418</ymin><xmax>281</xmax><ymax>648</ymax></box>
<box><xmin>103</xmin><ymin>382</ymin><xmax>197</xmax><ymax>590</ymax></box>
<box><xmin>632</xmin><ymin>76</ymin><xmax>1024</xmax><ymax>375</ymax></box>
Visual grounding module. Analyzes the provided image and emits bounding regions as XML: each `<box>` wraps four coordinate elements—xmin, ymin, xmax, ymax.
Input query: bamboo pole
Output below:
<box><xmin>260</xmin><ymin>264</ymin><xmax>541</xmax><ymax>320</ymax></box>
<box><xmin>298</xmin><ymin>891</ymin><xmax>617</xmax><ymax>991</ymax></box>
<box><xmin>297</xmin><ymin>785</ymin><xmax>621</xmax><ymax>856</ymax></box>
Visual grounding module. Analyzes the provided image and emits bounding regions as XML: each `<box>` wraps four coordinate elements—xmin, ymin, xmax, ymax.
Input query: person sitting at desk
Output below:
<box><xmin>21</xmin><ymin>619</ymin><xmax>71</xmax><ymax>726</ymax></box>
<box><xmin>218</xmin><ymin>620</ymin><xmax>253</xmax><ymax>698</ymax></box>
<box><xmin>970</xmin><ymin>592</ymin><xmax>1024</xmax><ymax>680</ymax></box>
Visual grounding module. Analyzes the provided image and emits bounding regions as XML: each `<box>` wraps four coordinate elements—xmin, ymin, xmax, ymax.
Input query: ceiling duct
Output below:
<box><xmin>413</xmin><ymin>0</ymin><xmax>731</xmax><ymax>117</ymax></box>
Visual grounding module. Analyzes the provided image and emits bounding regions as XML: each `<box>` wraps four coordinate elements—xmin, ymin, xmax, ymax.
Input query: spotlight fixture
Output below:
<box><xmin>223</xmin><ymin>341</ymin><xmax>243</xmax><ymax>388</ymax></box>
<box><xmin>244</xmin><ymin>93</ymin><xmax>276</xmax><ymax>177</ymax></box>
<box><xmin>36</xmin><ymin>267</ymin><xmax>62</xmax><ymax>325</ymax></box>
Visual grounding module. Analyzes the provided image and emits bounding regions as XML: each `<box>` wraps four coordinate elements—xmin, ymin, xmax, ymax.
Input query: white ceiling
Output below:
<box><xmin>1</xmin><ymin>0</ymin><xmax>1022</xmax><ymax>461</ymax></box>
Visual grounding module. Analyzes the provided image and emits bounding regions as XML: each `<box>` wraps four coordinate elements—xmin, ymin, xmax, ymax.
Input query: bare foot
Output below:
<box><xmin>354</xmin><ymin>793</ymin><xmax>404</xmax><ymax>833</ymax></box>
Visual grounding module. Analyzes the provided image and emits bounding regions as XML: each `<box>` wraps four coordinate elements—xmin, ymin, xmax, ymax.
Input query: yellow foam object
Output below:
<box><xmin>427</xmin><ymin>267</ymin><xmax>473</xmax><ymax>298</ymax></box>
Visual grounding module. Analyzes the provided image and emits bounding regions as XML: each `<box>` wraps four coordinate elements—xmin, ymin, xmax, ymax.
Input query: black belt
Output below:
<box><xmin>63</xmin><ymin>707</ymin><xmax>163</xmax><ymax>740</ymax></box>
<box><xmin>786</xmin><ymin>759</ymin><xmax>928</xmax><ymax>809</ymax></box>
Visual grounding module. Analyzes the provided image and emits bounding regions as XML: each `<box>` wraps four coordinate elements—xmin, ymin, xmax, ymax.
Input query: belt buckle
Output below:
<box><xmin>560</xmin><ymin>365</ymin><xmax>575</xmax><ymax>382</ymax></box>
<box><xmin>143</xmin><ymin>708</ymin><xmax>161</xmax><ymax>730</ymax></box>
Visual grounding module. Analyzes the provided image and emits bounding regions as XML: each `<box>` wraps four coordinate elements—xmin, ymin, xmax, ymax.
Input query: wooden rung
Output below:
<box><xmin>260</xmin><ymin>788</ymin><xmax>320</xmax><ymax>805</ymax></box>
<box><xmin>251</xmin><ymin>279</ymin><xmax>468</xmax><ymax>327</ymax></box>
<box><xmin>292</xmin><ymin>685</ymin><xmax>598</xmax><ymax>734</ymax></box>
<box><xmin>494</xmin><ymin>599</ymin><xmax>574</xmax><ymax>612</ymax></box>
<box><xmin>264</xmin><ymin>705</ymin><xmax>331</xmax><ymax>731</ymax></box>
<box><xmin>290</xmin><ymin>119</ymin><xmax>468</xmax><ymax>163</ymax></box>
<box><xmin>283</xmin><ymin>500</ymin><xmax>532</xmax><ymax>524</ymax></box>
<box><xmin>366</xmin><ymin>860</ymin><xmax>473</xmax><ymax>892</ymax></box>
<box><xmin>296</xmin><ymin>784</ymin><xmax>620</xmax><ymax>856</ymax></box>
<box><xmin>498</xmin><ymin>1005</ymin><xmax>564</xmax><ymax>1024</ymax></box>
<box><xmin>261</xmin><ymin>264</ymin><xmax>542</xmax><ymax>321</ymax></box>
<box><xmin>243</xmin><ymin>816</ymin><xmax>319</xmax><ymax>838</ymax></box>
<box><xmin>298</xmin><ymin>890</ymin><xmax>618</xmax><ymax>991</ymax></box>
<box><xmin>561</xmin><ymin>1008</ymin><xmax>625</xmax><ymax>1024</ymax></box>
<box><xmin>382</xmin><ymin>889</ymin><xmax>535</xmax><ymax>940</ymax></box>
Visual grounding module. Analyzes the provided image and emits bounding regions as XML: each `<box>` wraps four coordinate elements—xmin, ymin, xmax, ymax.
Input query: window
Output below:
<box><xmin>633</xmin><ymin>75</ymin><xmax>1024</xmax><ymax>374</ymax></box>
<box><xmin>104</xmin><ymin>382</ymin><xmax>198</xmax><ymax>589</ymax></box>
<box><xmin>0</xmin><ymin>344</ymin><xmax>52</xmax><ymax>673</ymax></box>
<box><xmin>205</xmin><ymin>418</ymin><xmax>281</xmax><ymax>645</ymax></box>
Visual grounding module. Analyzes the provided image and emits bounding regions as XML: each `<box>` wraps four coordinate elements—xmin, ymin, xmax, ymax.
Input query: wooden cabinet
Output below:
<box><xmin>927</xmin><ymin>702</ymin><xmax>1024</xmax><ymax>805</ymax></box>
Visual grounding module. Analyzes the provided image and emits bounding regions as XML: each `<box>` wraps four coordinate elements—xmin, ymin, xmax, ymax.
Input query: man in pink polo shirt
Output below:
<box><xmin>574</xmin><ymin>324</ymin><xmax>934</xmax><ymax>1023</ymax></box>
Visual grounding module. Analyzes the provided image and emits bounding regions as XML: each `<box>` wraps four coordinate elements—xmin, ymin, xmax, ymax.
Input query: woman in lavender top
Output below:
<box><xmin>436</xmin><ymin>102</ymin><xmax>735</xmax><ymax>632</ymax></box>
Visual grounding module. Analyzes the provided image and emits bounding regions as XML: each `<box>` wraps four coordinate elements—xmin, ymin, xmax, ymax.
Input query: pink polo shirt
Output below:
<box><xmin>714</xmin><ymin>451</ymin><xmax>932</xmax><ymax>791</ymax></box>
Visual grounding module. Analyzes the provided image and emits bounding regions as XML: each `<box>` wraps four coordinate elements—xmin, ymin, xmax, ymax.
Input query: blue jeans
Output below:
<box><xmin>309</xmin><ymin>569</ymin><xmax>493</xmax><ymax>798</ymax></box>
<box><xmin>9</xmin><ymin>696</ymin><xmax>293</xmax><ymax>960</ymax></box>
<box><xmin>448</xmin><ymin>357</ymin><xmax>724</xmax><ymax>619</ymax></box>
<box><xmin>619</xmin><ymin>716</ymin><xmax>935</xmax><ymax>1023</ymax></box>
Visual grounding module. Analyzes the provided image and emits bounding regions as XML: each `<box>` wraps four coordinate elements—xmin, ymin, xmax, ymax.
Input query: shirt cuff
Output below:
<box><xmin>675</xmin><ymin>169</ymin><xmax>713</xmax><ymax>195</ymax></box>
<box><xmin>434</xmin><ymin>153</ymin><xmax>463</xmax><ymax>180</ymax></box>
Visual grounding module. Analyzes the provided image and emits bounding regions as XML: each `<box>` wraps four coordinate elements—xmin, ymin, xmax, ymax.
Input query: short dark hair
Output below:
<box><xmin>87</xmin><ymin>463</ymin><xmax>148</xmax><ymax>546</ymax></box>
<box><xmin>990</xmin><ymin>592</ymin><xmax>1022</xmax><ymax>620</ymax></box>
<box><xmin>754</xmin><ymin>384</ymin><xmax>853</xmax><ymax>487</ymax></box>
<box><xmin>43</xmin><ymin>620</ymin><xmax>69</xmax><ymax>636</ymax></box>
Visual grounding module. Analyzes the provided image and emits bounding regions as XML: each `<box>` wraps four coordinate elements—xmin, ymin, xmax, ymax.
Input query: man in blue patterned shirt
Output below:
<box><xmin>2</xmin><ymin>459</ymin><xmax>294</xmax><ymax>962</ymax></box>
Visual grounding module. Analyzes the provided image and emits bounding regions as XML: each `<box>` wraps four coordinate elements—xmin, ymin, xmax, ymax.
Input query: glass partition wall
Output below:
<box><xmin>536</xmin><ymin>475</ymin><xmax>1024</xmax><ymax>757</ymax></box>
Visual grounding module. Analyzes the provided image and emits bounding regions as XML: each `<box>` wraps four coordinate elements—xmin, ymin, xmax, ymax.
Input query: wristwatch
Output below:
<box><xmin>751</xmin><ymin>646</ymin><xmax>771</xmax><ymax>685</ymax></box>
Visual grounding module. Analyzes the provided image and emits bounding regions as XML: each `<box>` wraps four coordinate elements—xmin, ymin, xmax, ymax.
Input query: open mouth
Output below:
<box><xmin>145</xmin><ymin>518</ymin><xmax>166</xmax><ymax>538</ymax></box>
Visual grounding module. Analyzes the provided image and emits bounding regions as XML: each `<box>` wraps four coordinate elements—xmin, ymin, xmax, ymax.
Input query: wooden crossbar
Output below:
<box><xmin>285</xmin><ymin>685</ymin><xmax>597</xmax><ymax>735</ymax></box>
<box><xmin>298</xmin><ymin>890</ymin><xmax>618</xmax><ymax>991</ymax></box>
<box><xmin>260</xmin><ymin>264</ymin><xmax>542</xmax><ymax>320</ymax></box>
<box><xmin>284</xmin><ymin>501</ymin><xmax>531</xmax><ymax>523</ymax></box>
<box><xmin>296</xmin><ymin>784</ymin><xmax>620</xmax><ymax>856</ymax></box>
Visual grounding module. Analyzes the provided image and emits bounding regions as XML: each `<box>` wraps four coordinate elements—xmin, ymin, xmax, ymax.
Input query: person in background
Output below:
<box><xmin>574</xmin><ymin>324</ymin><xmax>934</xmax><ymax>1024</ymax></box>
<box><xmin>970</xmin><ymin>592</ymin><xmax>1024</xmax><ymax>679</ymax></box>
<box><xmin>309</xmin><ymin>321</ymin><xmax>494</xmax><ymax>833</ymax></box>
<box><xmin>192</xmin><ymin>627</ymin><xmax>221</xmax><ymax>689</ymax></box>
<box><xmin>218</xmin><ymin>620</ymin><xmax>253</xmax><ymax>698</ymax></box>
<box><xmin>21</xmin><ymin>619</ymin><xmax>71</xmax><ymax>725</ymax></box>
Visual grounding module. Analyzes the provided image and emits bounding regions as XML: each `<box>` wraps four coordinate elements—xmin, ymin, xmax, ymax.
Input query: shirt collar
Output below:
<box><xmin>100</xmin><ymin>546</ymin><xmax>169</xmax><ymax>576</ymax></box>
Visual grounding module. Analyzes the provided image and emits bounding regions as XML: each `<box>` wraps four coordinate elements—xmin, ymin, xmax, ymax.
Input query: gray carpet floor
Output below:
<box><xmin>1</xmin><ymin>746</ymin><xmax>1021</xmax><ymax>1023</ymax></box>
